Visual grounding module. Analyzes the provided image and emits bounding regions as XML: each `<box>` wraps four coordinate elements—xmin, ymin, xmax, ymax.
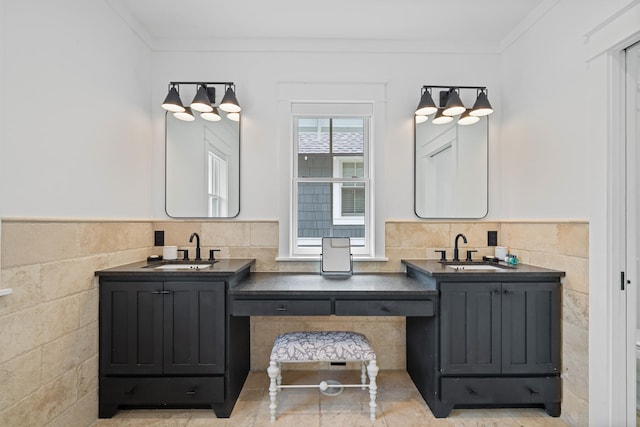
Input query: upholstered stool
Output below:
<box><xmin>267</xmin><ymin>331</ymin><xmax>378</xmax><ymax>422</ymax></box>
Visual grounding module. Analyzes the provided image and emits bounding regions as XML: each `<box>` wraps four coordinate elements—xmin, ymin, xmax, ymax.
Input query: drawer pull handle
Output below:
<box><xmin>528</xmin><ymin>388</ymin><xmax>540</xmax><ymax>395</ymax></box>
<box><xmin>124</xmin><ymin>386</ymin><xmax>136</xmax><ymax>395</ymax></box>
<box><xmin>186</xmin><ymin>390</ymin><xmax>197</xmax><ymax>395</ymax></box>
<box><xmin>381</xmin><ymin>306</ymin><xmax>391</xmax><ymax>313</ymax></box>
<box><xmin>467</xmin><ymin>387</ymin><xmax>478</xmax><ymax>396</ymax></box>
<box><xmin>276</xmin><ymin>306</ymin><xmax>287</xmax><ymax>311</ymax></box>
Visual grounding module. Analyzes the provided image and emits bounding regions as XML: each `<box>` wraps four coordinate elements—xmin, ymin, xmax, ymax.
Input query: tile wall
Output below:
<box><xmin>0</xmin><ymin>220</ymin><xmax>154</xmax><ymax>427</ymax></box>
<box><xmin>0</xmin><ymin>219</ymin><xmax>588</xmax><ymax>426</ymax></box>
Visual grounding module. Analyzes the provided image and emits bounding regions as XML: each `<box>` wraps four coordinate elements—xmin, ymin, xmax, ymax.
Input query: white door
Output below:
<box><xmin>625</xmin><ymin>40</ymin><xmax>640</xmax><ymax>427</ymax></box>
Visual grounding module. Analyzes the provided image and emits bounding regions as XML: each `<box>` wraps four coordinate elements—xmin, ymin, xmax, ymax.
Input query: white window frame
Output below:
<box><xmin>206</xmin><ymin>144</ymin><xmax>228</xmax><ymax>217</ymax></box>
<box><xmin>291</xmin><ymin>108</ymin><xmax>373</xmax><ymax>257</ymax></box>
<box><xmin>276</xmin><ymin>82</ymin><xmax>387</xmax><ymax>261</ymax></box>
<box><xmin>332</xmin><ymin>156</ymin><xmax>366</xmax><ymax>226</ymax></box>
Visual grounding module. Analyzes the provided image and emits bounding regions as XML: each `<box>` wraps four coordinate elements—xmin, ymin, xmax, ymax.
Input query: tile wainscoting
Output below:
<box><xmin>0</xmin><ymin>219</ymin><xmax>588</xmax><ymax>426</ymax></box>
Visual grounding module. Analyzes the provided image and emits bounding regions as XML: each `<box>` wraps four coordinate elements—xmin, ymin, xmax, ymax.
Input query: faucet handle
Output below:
<box><xmin>435</xmin><ymin>250</ymin><xmax>447</xmax><ymax>261</ymax></box>
<box><xmin>177</xmin><ymin>249</ymin><xmax>189</xmax><ymax>260</ymax></box>
<box><xmin>465</xmin><ymin>250</ymin><xmax>478</xmax><ymax>262</ymax></box>
<box><xmin>209</xmin><ymin>249</ymin><xmax>221</xmax><ymax>261</ymax></box>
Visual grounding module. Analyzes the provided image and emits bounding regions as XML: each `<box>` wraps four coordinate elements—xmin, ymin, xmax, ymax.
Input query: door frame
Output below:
<box><xmin>608</xmin><ymin>38</ymin><xmax>640</xmax><ymax>427</ymax></box>
<box><xmin>624</xmin><ymin>40</ymin><xmax>640</xmax><ymax>426</ymax></box>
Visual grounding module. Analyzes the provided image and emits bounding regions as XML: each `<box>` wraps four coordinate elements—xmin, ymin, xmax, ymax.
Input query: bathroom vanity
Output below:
<box><xmin>95</xmin><ymin>259</ymin><xmax>255</xmax><ymax>418</ymax></box>
<box><xmin>402</xmin><ymin>259</ymin><xmax>564</xmax><ymax>418</ymax></box>
<box><xmin>96</xmin><ymin>257</ymin><xmax>564</xmax><ymax>420</ymax></box>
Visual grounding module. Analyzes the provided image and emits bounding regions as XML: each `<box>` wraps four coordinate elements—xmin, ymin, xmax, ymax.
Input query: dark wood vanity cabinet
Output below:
<box><xmin>440</xmin><ymin>281</ymin><xmax>560</xmax><ymax>376</ymax></box>
<box><xmin>404</xmin><ymin>262</ymin><xmax>563</xmax><ymax>419</ymax></box>
<box><xmin>98</xmin><ymin>271</ymin><xmax>251</xmax><ymax>419</ymax></box>
<box><xmin>100</xmin><ymin>281</ymin><xmax>225</xmax><ymax>377</ymax></box>
<box><xmin>437</xmin><ymin>280</ymin><xmax>561</xmax><ymax>417</ymax></box>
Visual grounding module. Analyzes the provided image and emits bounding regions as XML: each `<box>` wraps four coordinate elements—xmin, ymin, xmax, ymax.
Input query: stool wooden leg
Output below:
<box><xmin>277</xmin><ymin>362</ymin><xmax>282</xmax><ymax>387</ymax></box>
<box><xmin>360</xmin><ymin>362</ymin><xmax>367</xmax><ymax>390</ymax></box>
<box><xmin>366</xmin><ymin>360</ymin><xmax>379</xmax><ymax>421</ymax></box>
<box><xmin>267</xmin><ymin>360</ymin><xmax>280</xmax><ymax>422</ymax></box>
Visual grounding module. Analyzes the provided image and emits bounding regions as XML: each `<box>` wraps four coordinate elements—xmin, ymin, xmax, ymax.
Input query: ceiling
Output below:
<box><xmin>106</xmin><ymin>0</ymin><xmax>552</xmax><ymax>51</ymax></box>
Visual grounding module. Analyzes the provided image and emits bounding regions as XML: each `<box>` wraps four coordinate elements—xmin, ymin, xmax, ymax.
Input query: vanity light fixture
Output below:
<box><xmin>173</xmin><ymin>106</ymin><xmax>195</xmax><ymax>122</ymax></box>
<box><xmin>442</xmin><ymin>89</ymin><xmax>466</xmax><ymax>116</ymax></box>
<box><xmin>161</xmin><ymin>81</ymin><xmax>241</xmax><ymax>122</ymax></box>
<box><xmin>457</xmin><ymin>109</ymin><xmax>480</xmax><ymax>126</ymax></box>
<box><xmin>415</xmin><ymin>88</ymin><xmax>438</xmax><ymax>116</ymax></box>
<box><xmin>432</xmin><ymin>108</ymin><xmax>453</xmax><ymax>124</ymax></box>
<box><xmin>219</xmin><ymin>85</ymin><xmax>242</xmax><ymax>113</ymax></box>
<box><xmin>190</xmin><ymin>85</ymin><xmax>214</xmax><ymax>113</ymax></box>
<box><xmin>470</xmin><ymin>89</ymin><xmax>493</xmax><ymax>116</ymax></box>
<box><xmin>415</xmin><ymin>114</ymin><xmax>429</xmax><ymax>124</ymax></box>
<box><xmin>161</xmin><ymin>85</ymin><xmax>185</xmax><ymax>113</ymax></box>
<box><xmin>415</xmin><ymin>85</ymin><xmax>493</xmax><ymax>125</ymax></box>
<box><xmin>201</xmin><ymin>107</ymin><xmax>222</xmax><ymax>122</ymax></box>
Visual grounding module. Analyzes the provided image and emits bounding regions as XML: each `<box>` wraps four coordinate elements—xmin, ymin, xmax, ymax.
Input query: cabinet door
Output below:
<box><xmin>440</xmin><ymin>282</ymin><xmax>501</xmax><ymax>374</ymax></box>
<box><xmin>163</xmin><ymin>281</ymin><xmax>226</xmax><ymax>374</ymax></box>
<box><xmin>100</xmin><ymin>281</ymin><xmax>164</xmax><ymax>375</ymax></box>
<box><xmin>501</xmin><ymin>282</ymin><xmax>561</xmax><ymax>374</ymax></box>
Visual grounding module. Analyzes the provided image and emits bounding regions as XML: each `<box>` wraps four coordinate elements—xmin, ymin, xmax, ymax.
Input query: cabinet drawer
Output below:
<box><xmin>232</xmin><ymin>299</ymin><xmax>332</xmax><ymax>316</ymax></box>
<box><xmin>441</xmin><ymin>376</ymin><xmax>560</xmax><ymax>405</ymax></box>
<box><xmin>335</xmin><ymin>300</ymin><xmax>434</xmax><ymax>316</ymax></box>
<box><xmin>100</xmin><ymin>376</ymin><xmax>224</xmax><ymax>405</ymax></box>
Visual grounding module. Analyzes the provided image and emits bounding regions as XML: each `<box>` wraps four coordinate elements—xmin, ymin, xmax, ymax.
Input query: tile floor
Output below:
<box><xmin>92</xmin><ymin>370</ymin><xmax>570</xmax><ymax>427</ymax></box>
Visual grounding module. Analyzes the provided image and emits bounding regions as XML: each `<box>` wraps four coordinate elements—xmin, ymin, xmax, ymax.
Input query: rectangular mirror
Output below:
<box><xmin>165</xmin><ymin>112</ymin><xmax>240</xmax><ymax>218</ymax></box>
<box><xmin>414</xmin><ymin>116</ymin><xmax>487</xmax><ymax>218</ymax></box>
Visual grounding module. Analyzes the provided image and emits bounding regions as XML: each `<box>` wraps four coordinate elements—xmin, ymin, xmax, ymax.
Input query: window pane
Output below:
<box><xmin>297</xmin><ymin>118</ymin><xmax>364</xmax><ymax>178</ymax></box>
<box><xmin>297</xmin><ymin>182</ymin><xmax>365</xmax><ymax>246</ymax></box>
<box><xmin>341</xmin><ymin>186</ymin><xmax>365</xmax><ymax>216</ymax></box>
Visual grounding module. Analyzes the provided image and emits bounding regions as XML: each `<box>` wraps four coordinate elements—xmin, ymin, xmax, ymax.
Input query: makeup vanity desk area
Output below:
<box><xmin>228</xmin><ymin>272</ymin><xmax>437</xmax><ymax>316</ymax></box>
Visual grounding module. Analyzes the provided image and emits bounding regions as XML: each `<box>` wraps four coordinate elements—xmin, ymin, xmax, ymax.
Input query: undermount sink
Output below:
<box><xmin>446</xmin><ymin>264</ymin><xmax>504</xmax><ymax>271</ymax></box>
<box><xmin>154</xmin><ymin>263</ymin><xmax>212</xmax><ymax>270</ymax></box>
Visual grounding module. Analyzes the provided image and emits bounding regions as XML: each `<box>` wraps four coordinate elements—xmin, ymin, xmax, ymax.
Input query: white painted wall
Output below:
<box><xmin>0</xmin><ymin>0</ymin><xmax>629</xmax><ymax>225</ymax></box>
<box><xmin>0</xmin><ymin>0</ymin><xmax>152</xmax><ymax>219</ymax></box>
<box><xmin>499</xmin><ymin>0</ymin><xmax>634</xmax><ymax>221</ymax></box>
<box><xmin>501</xmin><ymin>0</ymin><xmax>639</xmax><ymax>424</ymax></box>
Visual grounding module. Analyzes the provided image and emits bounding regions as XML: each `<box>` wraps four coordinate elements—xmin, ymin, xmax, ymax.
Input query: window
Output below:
<box><xmin>293</xmin><ymin>116</ymin><xmax>370</xmax><ymax>255</ymax></box>
<box><xmin>207</xmin><ymin>147</ymin><xmax>228</xmax><ymax>217</ymax></box>
<box><xmin>333</xmin><ymin>157</ymin><xmax>365</xmax><ymax>223</ymax></box>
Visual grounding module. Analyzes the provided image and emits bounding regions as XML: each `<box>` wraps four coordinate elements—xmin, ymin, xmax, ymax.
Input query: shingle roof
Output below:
<box><xmin>298</xmin><ymin>132</ymin><xmax>364</xmax><ymax>154</ymax></box>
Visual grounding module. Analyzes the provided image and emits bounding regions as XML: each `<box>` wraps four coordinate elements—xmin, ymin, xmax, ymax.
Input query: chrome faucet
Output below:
<box><xmin>189</xmin><ymin>233</ymin><xmax>201</xmax><ymax>261</ymax></box>
<box><xmin>453</xmin><ymin>233</ymin><xmax>468</xmax><ymax>262</ymax></box>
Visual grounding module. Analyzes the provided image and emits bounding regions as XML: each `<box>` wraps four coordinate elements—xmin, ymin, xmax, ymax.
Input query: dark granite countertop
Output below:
<box><xmin>401</xmin><ymin>259</ymin><xmax>565</xmax><ymax>279</ymax></box>
<box><xmin>228</xmin><ymin>272</ymin><xmax>437</xmax><ymax>297</ymax></box>
<box><xmin>95</xmin><ymin>259</ymin><xmax>255</xmax><ymax>278</ymax></box>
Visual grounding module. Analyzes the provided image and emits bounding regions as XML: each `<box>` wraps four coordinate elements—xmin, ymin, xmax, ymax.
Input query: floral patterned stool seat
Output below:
<box><xmin>267</xmin><ymin>331</ymin><xmax>378</xmax><ymax>422</ymax></box>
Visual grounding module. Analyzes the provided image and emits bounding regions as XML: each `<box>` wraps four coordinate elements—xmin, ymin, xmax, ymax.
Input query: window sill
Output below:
<box><xmin>276</xmin><ymin>256</ymin><xmax>389</xmax><ymax>262</ymax></box>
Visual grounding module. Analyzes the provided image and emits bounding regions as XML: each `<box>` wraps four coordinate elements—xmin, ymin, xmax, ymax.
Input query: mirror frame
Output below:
<box><xmin>164</xmin><ymin>112</ymin><xmax>241</xmax><ymax>218</ymax></box>
<box><xmin>413</xmin><ymin>115</ymin><xmax>488</xmax><ymax>219</ymax></box>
